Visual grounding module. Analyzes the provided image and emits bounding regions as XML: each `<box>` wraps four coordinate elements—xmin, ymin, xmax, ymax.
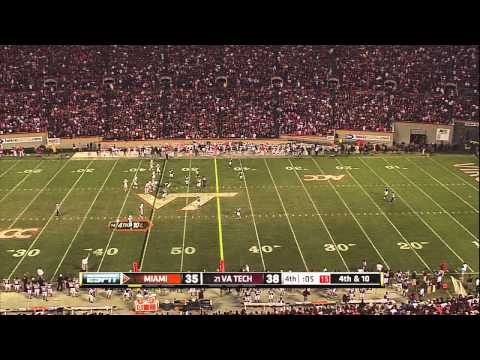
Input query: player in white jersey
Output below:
<box><xmin>235</xmin><ymin>208</ymin><xmax>241</xmax><ymax>219</ymax></box>
<box><xmin>390</xmin><ymin>191</ymin><xmax>396</xmax><ymax>203</ymax></box>
<box><xmin>169</xmin><ymin>169</ymin><xmax>175</xmax><ymax>179</ymax></box>
<box><xmin>195</xmin><ymin>168</ymin><xmax>200</xmax><ymax>177</ymax></box>
<box><xmin>228</xmin><ymin>159</ymin><xmax>233</xmax><ymax>168</ymax></box>
<box><xmin>132</xmin><ymin>175</ymin><xmax>138</xmax><ymax>189</ymax></box>
<box><xmin>185</xmin><ymin>175</ymin><xmax>190</xmax><ymax>186</ymax></box>
<box><xmin>144</xmin><ymin>182</ymin><xmax>151</xmax><ymax>194</ymax></box>
<box><xmin>149</xmin><ymin>159</ymin><xmax>154</xmax><ymax>171</ymax></box>
<box><xmin>139</xmin><ymin>203</ymin><xmax>144</xmax><ymax>218</ymax></box>
<box><xmin>123</xmin><ymin>178</ymin><xmax>128</xmax><ymax>192</ymax></box>
<box><xmin>156</xmin><ymin>163</ymin><xmax>161</xmax><ymax>174</ymax></box>
<box><xmin>239</xmin><ymin>172</ymin><xmax>244</xmax><ymax>180</ymax></box>
<box><xmin>128</xmin><ymin>215</ymin><xmax>133</xmax><ymax>228</ymax></box>
<box><xmin>196</xmin><ymin>178</ymin><xmax>201</xmax><ymax>189</ymax></box>
<box><xmin>384</xmin><ymin>188</ymin><xmax>389</xmax><ymax>201</ymax></box>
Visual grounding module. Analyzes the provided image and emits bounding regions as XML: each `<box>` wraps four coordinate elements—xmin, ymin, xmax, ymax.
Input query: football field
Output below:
<box><xmin>0</xmin><ymin>154</ymin><xmax>478</xmax><ymax>282</ymax></box>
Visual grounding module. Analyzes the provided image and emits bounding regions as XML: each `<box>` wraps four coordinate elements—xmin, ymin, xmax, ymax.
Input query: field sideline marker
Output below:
<box><xmin>424</xmin><ymin>157</ymin><xmax>479</xmax><ymax>192</ymax></box>
<box><xmin>97</xmin><ymin>160</ymin><xmax>144</xmax><ymax>272</ymax></box>
<box><xmin>288</xmin><ymin>158</ymin><xmax>349</xmax><ymax>271</ymax></box>
<box><xmin>179</xmin><ymin>159</ymin><xmax>192</xmax><ymax>272</ymax></box>
<box><xmin>378</xmin><ymin>157</ymin><xmax>479</xmax><ymax>242</ymax></box>
<box><xmin>405</xmin><ymin>158</ymin><xmax>478</xmax><ymax>213</ymax></box>
<box><xmin>8</xmin><ymin>160</ymin><xmax>95</xmax><ymax>279</ymax></box>
<box><xmin>0</xmin><ymin>160</ymin><xmax>20</xmax><ymax>179</ymax></box>
<box><xmin>337</xmin><ymin>158</ymin><xmax>432</xmax><ymax>272</ymax></box>
<box><xmin>5</xmin><ymin>159</ymin><xmax>72</xmax><ymax>230</ymax></box>
<box><xmin>0</xmin><ymin>161</ymin><xmax>43</xmax><ymax>204</ymax></box>
<box><xmin>139</xmin><ymin>160</ymin><xmax>167</xmax><ymax>271</ymax></box>
<box><xmin>49</xmin><ymin>160</ymin><xmax>120</xmax><ymax>281</ymax></box>
<box><xmin>360</xmin><ymin>158</ymin><xmax>474</xmax><ymax>272</ymax></box>
<box><xmin>214</xmin><ymin>158</ymin><xmax>225</xmax><ymax>265</ymax></box>
<box><xmin>263</xmin><ymin>158</ymin><xmax>309</xmax><ymax>271</ymax></box>
<box><xmin>239</xmin><ymin>159</ymin><xmax>266</xmax><ymax>271</ymax></box>
<box><xmin>310</xmin><ymin>157</ymin><xmax>390</xmax><ymax>269</ymax></box>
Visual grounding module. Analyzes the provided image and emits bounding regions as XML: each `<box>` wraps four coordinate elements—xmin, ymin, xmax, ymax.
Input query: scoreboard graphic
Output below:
<box><xmin>79</xmin><ymin>272</ymin><xmax>384</xmax><ymax>288</ymax></box>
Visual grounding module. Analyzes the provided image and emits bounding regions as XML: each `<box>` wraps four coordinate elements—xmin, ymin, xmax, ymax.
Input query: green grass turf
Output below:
<box><xmin>0</xmin><ymin>154</ymin><xmax>478</xmax><ymax>281</ymax></box>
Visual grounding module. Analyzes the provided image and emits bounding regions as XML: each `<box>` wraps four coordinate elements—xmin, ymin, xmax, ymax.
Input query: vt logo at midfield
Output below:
<box><xmin>138</xmin><ymin>193</ymin><xmax>238</xmax><ymax>211</ymax></box>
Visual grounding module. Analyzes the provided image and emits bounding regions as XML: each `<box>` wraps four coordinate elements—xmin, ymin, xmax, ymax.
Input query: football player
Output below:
<box><xmin>123</xmin><ymin>178</ymin><xmax>128</xmax><ymax>192</ymax></box>
<box><xmin>235</xmin><ymin>208</ymin><xmax>241</xmax><ymax>219</ymax></box>
<box><xmin>139</xmin><ymin>203</ymin><xmax>144</xmax><ymax>218</ymax></box>
<box><xmin>390</xmin><ymin>191</ymin><xmax>396</xmax><ymax>203</ymax></box>
<box><xmin>202</xmin><ymin>176</ymin><xmax>207</xmax><ymax>188</ymax></box>
<box><xmin>132</xmin><ymin>175</ymin><xmax>138</xmax><ymax>189</ymax></box>
<box><xmin>149</xmin><ymin>159</ymin><xmax>154</xmax><ymax>171</ymax></box>
<box><xmin>169</xmin><ymin>169</ymin><xmax>175</xmax><ymax>179</ymax></box>
<box><xmin>185</xmin><ymin>175</ymin><xmax>190</xmax><ymax>186</ymax></box>
<box><xmin>228</xmin><ymin>159</ymin><xmax>233</xmax><ymax>168</ymax></box>
<box><xmin>383</xmin><ymin>187</ymin><xmax>389</xmax><ymax>201</ymax></box>
<box><xmin>196</xmin><ymin>178</ymin><xmax>202</xmax><ymax>189</ymax></box>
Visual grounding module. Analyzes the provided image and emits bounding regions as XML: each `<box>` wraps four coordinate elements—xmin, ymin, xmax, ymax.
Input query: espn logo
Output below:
<box><xmin>108</xmin><ymin>219</ymin><xmax>153</xmax><ymax>232</ymax></box>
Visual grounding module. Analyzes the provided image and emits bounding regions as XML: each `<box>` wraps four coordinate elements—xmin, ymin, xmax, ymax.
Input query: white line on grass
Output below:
<box><xmin>263</xmin><ymin>158</ymin><xmax>309</xmax><ymax>271</ymax></box>
<box><xmin>49</xmin><ymin>160</ymin><xmax>119</xmax><ymax>282</ymax></box>
<box><xmin>179</xmin><ymin>159</ymin><xmax>192</xmax><ymax>272</ymax></box>
<box><xmin>0</xmin><ymin>160</ymin><xmax>20</xmax><ymax>179</ymax></box>
<box><xmin>240</xmin><ymin>159</ymin><xmax>266</xmax><ymax>271</ymax></box>
<box><xmin>0</xmin><ymin>161</ymin><xmax>43</xmax><ymax>204</ymax></box>
<box><xmin>378</xmin><ymin>157</ymin><xmax>479</xmax><ymax>242</ymax></box>
<box><xmin>288</xmin><ymin>159</ymin><xmax>349</xmax><ymax>271</ymax></box>
<box><xmin>310</xmin><ymin>157</ymin><xmax>390</xmax><ymax>269</ymax></box>
<box><xmin>5</xmin><ymin>159</ymin><xmax>72</xmax><ymax>230</ymax></box>
<box><xmin>360</xmin><ymin>158</ymin><xmax>474</xmax><ymax>272</ymax></box>
<box><xmin>336</xmin><ymin>158</ymin><xmax>432</xmax><ymax>272</ymax></box>
<box><xmin>424</xmin><ymin>157</ymin><xmax>479</xmax><ymax>192</ymax></box>
<box><xmin>139</xmin><ymin>160</ymin><xmax>167</xmax><ymax>271</ymax></box>
<box><xmin>8</xmin><ymin>160</ymin><xmax>95</xmax><ymax>279</ymax></box>
<box><xmin>97</xmin><ymin>160</ymin><xmax>144</xmax><ymax>272</ymax></box>
<box><xmin>405</xmin><ymin>158</ymin><xmax>478</xmax><ymax>213</ymax></box>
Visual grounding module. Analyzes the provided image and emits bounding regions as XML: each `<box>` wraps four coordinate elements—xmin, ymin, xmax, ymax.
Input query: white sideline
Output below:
<box><xmin>179</xmin><ymin>159</ymin><xmax>192</xmax><ymax>272</ymax></box>
<box><xmin>287</xmin><ymin>158</ymin><xmax>349</xmax><ymax>271</ymax></box>
<box><xmin>0</xmin><ymin>161</ymin><xmax>43</xmax><ymax>204</ymax></box>
<box><xmin>338</xmin><ymin>158</ymin><xmax>432</xmax><ymax>272</ymax></box>
<box><xmin>49</xmin><ymin>160</ymin><xmax>120</xmax><ymax>282</ymax></box>
<box><xmin>406</xmin><ymin>158</ymin><xmax>478</xmax><ymax>213</ymax></box>
<box><xmin>361</xmin><ymin>158</ymin><xmax>474</xmax><ymax>272</ymax></box>
<box><xmin>0</xmin><ymin>160</ymin><xmax>20</xmax><ymax>179</ymax></box>
<box><xmin>97</xmin><ymin>160</ymin><xmax>144</xmax><ymax>271</ymax></box>
<box><xmin>427</xmin><ymin>157</ymin><xmax>478</xmax><ymax>192</ymax></box>
<box><xmin>310</xmin><ymin>157</ymin><xmax>390</xmax><ymax>269</ymax></box>
<box><xmin>240</xmin><ymin>159</ymin><xmax>266</xmax><ymax>271</ymax></box>
<box><xmin>5</xmin><ymin>159</ymin><xmax>72</xmax><ymax>230</ymax></box>
<box><xmin>263</xmin><ymin>158</ymin><xmax>309</xmax><ymax>271</ymax></box>
<box><xmin>8</xmin><ymin>160</ymin><xmax>95</xmax><ymax>279</ymax></box>
<box><xmin>378</xmin><ymin>157</ymin><xmax>479</xmax><ymax>242</ymax></box>
<box><xmin>139</xmin><ymin>160</ymin><xmax>167</xmax><ymax>271</ymax></box>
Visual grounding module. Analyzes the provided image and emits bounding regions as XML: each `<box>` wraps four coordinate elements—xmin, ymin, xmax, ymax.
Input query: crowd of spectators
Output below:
<box><xmin>0</xmin><ymin>46</ymin><xmax>478</xmax><ymax>139</ymax></box>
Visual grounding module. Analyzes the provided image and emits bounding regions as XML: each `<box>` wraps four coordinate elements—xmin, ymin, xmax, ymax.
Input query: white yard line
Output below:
<box><xmin>287</xmin><ymin>159</ymin><xmax>350</xmax><ymax>271</ymax></box>
<box><xmin>0</xmin><ymin>161</ymin><xmax>43</xmax><ymax>204</ymax></box>
<box><xmin>406</xmin><ymin>158</ymin><xmax>478</xmax><ymax>213</ymax></box>
<box><xmin>179</xmin><ymin>160</ymin><xmax>192</xmax><ymax>272</ymax></box>
<box><xmin>98</xmin><ymin>160</ymin><xmax>145</xmax><ymax>272</ymax></box>
<box><xmin>8</xmin><ymin>160</ymin><xmax>95</xmax><ymax>279</ymax></box>
<box><xmin>427</xmin><ymin>157</ymin><xmax>478</xmax><ymax>192</ymax></box>
<box><xmin>49</xmin><ymin>160</ymin><xmax>120</xmax><ymax>282</ymax></box>
<box><xmin>378</xmin><ymin>157</ymin><xmax>479</xmax><ymax>242</ymax></box>
<box><xmin>263</xmin><ymin>158</ymin><xmax>309</xmax><ymax>271</ymax></box>
<box><xmin>360</xmin><ymin>158</ymin><xmax>474</xmax><ymax>272</ymax></box>
<box><xmin>5</xmin><ymin>159</ymin><xmax>72</xmax><ymax>230</ymax></box>
<box><xmin>310</xmin><ymin>157</ymin><xmax>389</xmax><ymax>269</ymax></box>
<box><xmin>239</xmin><ymin>159</ymin><xmax>266</xmax><ymax>271</ymax></box>
<box><xmin>0</xmin><ymin>160</ymin><xmax>20</xmax><ymax>179</ymax></box>
<box><xmin>139</xmin><ymin>160</ymin><xmax>167</xmax><ymax>271</ymax></box>
<box><xmin>337</xmin><ymin>158</ymin><xmax>432</xmax><ymax>272</ymax></box>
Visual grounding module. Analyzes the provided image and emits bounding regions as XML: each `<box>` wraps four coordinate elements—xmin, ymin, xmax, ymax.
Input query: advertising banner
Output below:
<box><xmin>436</xmin><ymin>128</ymin><xmax>450</xmax><ymax>141</ymax></box>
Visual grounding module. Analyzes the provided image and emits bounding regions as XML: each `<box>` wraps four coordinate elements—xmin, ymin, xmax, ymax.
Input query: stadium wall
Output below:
<box><xmin>393</xmin><ymin>122</ymin><xmax>454</xmax><ymax>145</ymax></box>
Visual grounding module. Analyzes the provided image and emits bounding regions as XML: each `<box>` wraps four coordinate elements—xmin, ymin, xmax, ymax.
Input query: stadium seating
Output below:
<box><xmin>0</xmin><ymin>46</ymin><xmax>478</xmax><ymax>139</ymax></box>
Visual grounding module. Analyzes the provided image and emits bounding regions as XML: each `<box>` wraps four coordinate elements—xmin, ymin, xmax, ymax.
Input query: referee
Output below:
<box><xmin>55</xmin><ymin>203</ymin><xmax>61</xmax><ymax>217</ymax></box>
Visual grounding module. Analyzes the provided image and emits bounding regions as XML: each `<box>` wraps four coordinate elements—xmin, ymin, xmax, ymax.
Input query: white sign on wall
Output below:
<box><xmin>436</xmin><ymin>128</ymin><xmax>450</xmax><ymax>141</ymax></box>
